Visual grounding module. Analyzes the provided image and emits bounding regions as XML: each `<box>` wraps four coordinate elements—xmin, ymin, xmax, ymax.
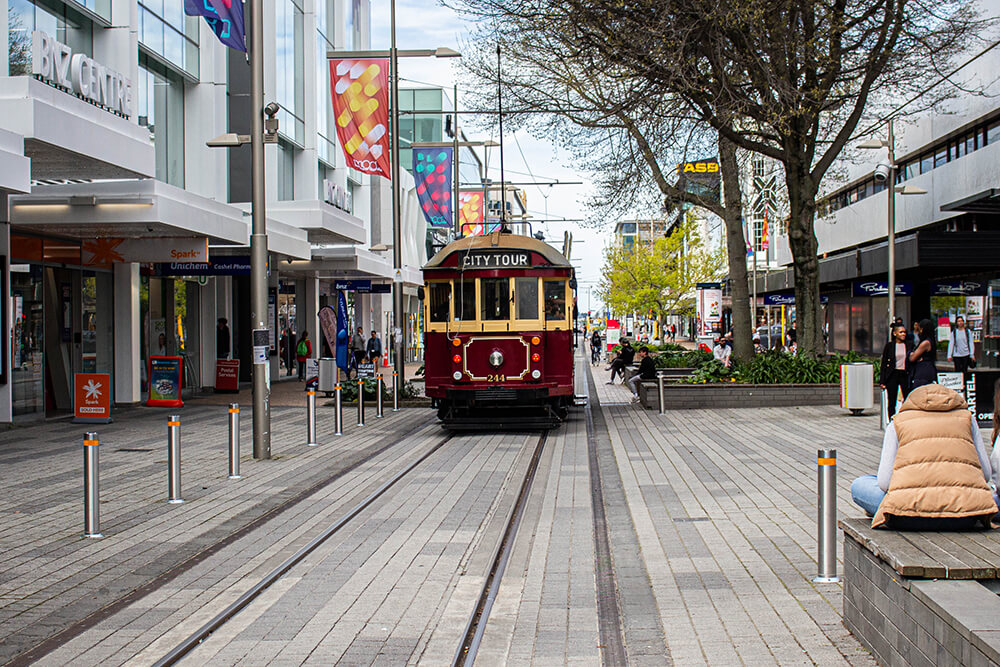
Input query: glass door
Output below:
<box><xmin>11</xmin><ymin>265</ymin><xmax>44</xmax><ymax>418</ymax></box>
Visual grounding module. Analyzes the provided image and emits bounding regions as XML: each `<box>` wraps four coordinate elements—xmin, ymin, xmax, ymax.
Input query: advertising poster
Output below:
<box><xmin>305</xmin><ymin>358</ymin><xmax>319</xmax><ymax>390</ymax></box>
<box><xmin>328</xmin><ymin>59</ymin><xmax>391</xmax><ymax>178</ymax></box>
<box><xmin>74</xmin><ymin>373</ymin><xmax>112</xmax><ymax>423</ymax></box>
<box><xmin>966</xmin><ymin>370</ymin><xmax>1000</xmax><ymax>425</ymax></box>
<box><xmin>606</xmin><ymin>320</ymin><xmax>621</xmax><ymax>351</ymax></box>
<box><xmin>936</xmin><ymin>372</ymin><xmax>964</xmax><ymax>395</ymax></box>
<box><xmin>147</xmin><ymin>356</ymin><xmax>184</xmax><ymax>407</ymax></box>
<box><xmin>214</xmin><ymin>359</ymin><xmax>240</xmax><ymax>393</ymax></box>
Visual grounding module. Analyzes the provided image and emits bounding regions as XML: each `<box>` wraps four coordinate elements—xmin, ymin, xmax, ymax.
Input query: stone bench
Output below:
<box><xmin>840</xmin><ymin>517</ymin><xmax>1000</xmax><ymax>666</ymax></box>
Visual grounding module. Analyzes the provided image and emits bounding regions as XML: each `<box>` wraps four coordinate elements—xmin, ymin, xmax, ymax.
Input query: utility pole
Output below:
<box><xmin>390</xmin><ymin>0</ymin><xmax>405</xmax><ymax>393</ymax></box>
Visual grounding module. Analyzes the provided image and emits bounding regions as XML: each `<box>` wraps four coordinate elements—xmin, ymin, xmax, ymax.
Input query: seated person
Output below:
<box><xmin>851</xmin><ymin>384</ymin><xmax>997</xmax><ymax>530</ymax></box>
<box><xmin>712</xmin><ymin>338</ymin><xmax>731</xmax><ymax>368</ymax></box>
<box><xmin>627</xmin><ymin>346</ymin><xmax>657</xmax><ymax>403</ymax></box>
<box><xmin>607</xmin><ymin>340</ymin><xmax>635</xmax><ymax>384</ymax></box>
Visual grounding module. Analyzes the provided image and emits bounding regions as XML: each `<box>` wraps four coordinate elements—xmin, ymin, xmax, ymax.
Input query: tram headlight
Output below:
<box><xmin>489</xmin><ymin>350</ymin><xmax>504</xmax><ymax>367</ymax></box>
<box><xmin>451</xmin><ymin>338</ymin><xmax>461</xmax><ymax>347</ymax></box>
<box><xmin>452</xmin><ymin>371</ymin><xmax>463</xmax><ymax>381</ymax></box>
<box><xmin>452</xmin><ymin>354</ymin><xmax>462</xmax><ymax>364</ymax></box>
<box><xmin>531</xmin><ymin>352</ymin><xmax>541</xmax><ymax>363</ymax></box>
<box><xmin>530</xmin><ymin>336</ymin><xmax>541</xmax><ymax>346</ymax></box>
<box><xmin>531</xmin><ymin>369</ymin><xmax>541</xmax><ymax>379</ymax></box>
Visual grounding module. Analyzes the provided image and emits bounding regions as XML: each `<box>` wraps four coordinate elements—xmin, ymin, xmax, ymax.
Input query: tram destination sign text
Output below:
<box><xmin>461</xmin><ymin>251</ymin><xmax>531</xmax><ymax>269</ymax></box>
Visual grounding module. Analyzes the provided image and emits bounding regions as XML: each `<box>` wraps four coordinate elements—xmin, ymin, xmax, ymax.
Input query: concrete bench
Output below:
<box><xmin>840</xmin><ymin>517</ymin><xmax>1000</xmax><ymax>666</ymax></box>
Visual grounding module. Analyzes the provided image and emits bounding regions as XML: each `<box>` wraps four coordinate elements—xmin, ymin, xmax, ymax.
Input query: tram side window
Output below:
<box><xmin>481</xmin><ymin>278</ymin><xmax>510</xmax><ymax>320</ymax></box>
<box><xmin>457</xmin><ymin>280</ymin><xmax>477</xmax><ymax>320</ymax></box>
<box><xmin>544</xmin><ymin>280</ymin><xmax>566</xmax><ymax>320</ymax></box>
<box><xmin>515</xmin><ymin>277</ymin><xmax>538</xmax><ymax>320</ymax></box>
<box><xmin>429</xmin><ymin>283</ymin><xmax>451</xmax><ymax>322</ymax></box>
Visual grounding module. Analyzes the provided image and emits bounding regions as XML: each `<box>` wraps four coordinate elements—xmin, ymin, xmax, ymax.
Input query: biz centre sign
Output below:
<box><xmin>31</xmin><ymin>31</ymin><xmax>132</xmax><ymax>117</ymax></box>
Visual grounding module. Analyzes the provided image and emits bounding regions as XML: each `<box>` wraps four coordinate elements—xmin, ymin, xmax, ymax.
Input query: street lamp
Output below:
<box><xmin>858</xmin><ymin>118</ymin><xmax>927</xmax><ymax>330</ymax></box>
<box><xmin>328</xmin><ymin>2</ymin><xmax>460</xmax><ymax>396</ymax></box>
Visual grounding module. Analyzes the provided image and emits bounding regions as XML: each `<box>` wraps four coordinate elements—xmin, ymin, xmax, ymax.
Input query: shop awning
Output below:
<box><xmin>0</xmin><ymin>129</ymin><xmax>30</xmax><ymax>194</ymax></box>
<box><xmin>284</xmin><ymin>245</ymin><xmax>422</xmax><ymax>286</ymax></box>
<box><xmin>264</xmin><ymin>200</ymin><xmax>367</xmax><ymax>245</ymax></box>
<box><xmin>940</xmin><ymin>189</ymin><xmax>1000</xmax><ymax>214</ymax></box>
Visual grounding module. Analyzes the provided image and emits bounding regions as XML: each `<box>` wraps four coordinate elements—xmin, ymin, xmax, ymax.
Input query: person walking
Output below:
<box><xmin>295</xmin><ymin>331</ymin><xmax>312</xmax><ymax>381</ymax></box>
<box><xmin>909</xmin><ymin>318</ymin><xmax>938</xmax><ymax>389</ymax></box>
<box><xmin>590</xmin><ymin>329</ymin><xmax>602</xmax><ymax>366</ymax></box>
<box><xmin>669</xmin><ymin>323</ymin><xmax>677</xmax><ymax>343</ymax></box>
<box><xmin>216</xmin><ymin>318</ymin><xmax>230</xmax><ymax>359</ymax></box>
<box><xmin>607</xmin><ymin>339</ymin><xmax>634</xmax><ymax>384</ymax></box>
<box><xmin>366</xmin><ymin>330</ymin><xmax>383</xmax><ymax>367</ymax></box>
<box><xmin>350</xmin><ymin>327</ymin><xmax>366</xmax><ymax>369</ymax></box>
<box><xmin>850</xmin><ymin>384</ymin><xmax>996</xmax><ymax>529</ymax></box>
<box><xmin>627</xmin><ymin>346</ymin><xmax>657</xmax><ymax>403</ymax></box>
<box><xmin>948</xmin><ymin>316</ymin><xmax>976</xmax><ymax>376</ymax></box>
<box><xmin>879</xmin><ymin>323</ymin><xmax>913</xmax><ymax>420</ymax></box>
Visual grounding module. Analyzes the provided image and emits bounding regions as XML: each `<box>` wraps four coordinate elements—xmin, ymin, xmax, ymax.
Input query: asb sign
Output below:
<box><xmin>677</xmin><ymin>160</ymin><xmax>719</xmax><ymax>174</ymax></box>
<box><xmin>32</xmin><ymin>31</ymin><xmax>132</xmax><ymax>117</ymax></box>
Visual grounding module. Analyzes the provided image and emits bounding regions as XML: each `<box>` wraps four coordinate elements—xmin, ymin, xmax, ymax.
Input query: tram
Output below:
<box><xmin>420</xmin><ymin>230</ymin><xmax>578</xmax><ymax>429</ymax></box>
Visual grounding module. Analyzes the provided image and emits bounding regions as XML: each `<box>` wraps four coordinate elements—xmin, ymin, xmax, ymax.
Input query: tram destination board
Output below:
<box><xmin>460</xmin><ymin>250</ymin><xmax>531</xmax><ymax>268</ymax></box>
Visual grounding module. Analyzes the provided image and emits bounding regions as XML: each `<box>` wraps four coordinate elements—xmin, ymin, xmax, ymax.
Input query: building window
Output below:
<box><xmin>315</xmin><ymin>31</ymin><xmax>336</xmax><ymax>165</ymax></box>
<box><xmin>277</xmin><ymin>140</ymin><xmax>295</xmax><ymax>201</ymax></box>
<box><xmin>987</xmin><ymin>121</ymin><xmax>1000</xmax><ymax>147</ymax></box>
<box><xmin>138</xmin><ymin>0</ymin><xmax>198</xmax><ymax>77</ymax></box>
<box><xmin>275</xmin><ymin>0</ymin><xmax>305</xmax><ymax>144</ymax></box>
<box><xmin>342</xmin><ymin>0</ymin><xmax>362</xmax><ymax>49</ymax></box>
<box><xmin>138</xmin><ymin>60</ymin><xmax>184</xmax><ymax>186</ymax></box>
<box><xmin>8</xmin><ymin>0</ymin><xmax>92</xmax><ymax>76</ymax></box>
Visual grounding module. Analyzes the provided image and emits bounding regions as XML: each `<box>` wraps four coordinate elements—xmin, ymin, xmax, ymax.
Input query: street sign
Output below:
<box><xmin>74</xmin><ymin>373</ymin><xmax>112</xmax><ymax>423</ymax></box>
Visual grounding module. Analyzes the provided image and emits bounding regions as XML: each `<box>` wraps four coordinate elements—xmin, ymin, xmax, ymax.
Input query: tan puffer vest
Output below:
<box><xmin>872</xmin><ymin>384</ymin><xmax>996</xmax><ymax>529</ymax></box>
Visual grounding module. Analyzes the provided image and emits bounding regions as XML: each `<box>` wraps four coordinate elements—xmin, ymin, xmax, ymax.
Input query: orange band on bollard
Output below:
<box><xmin>307</xmin><ymin>391</ymin><xmax>315</xmax><ymax>396</ymax></box>
<box><xmin>168</xmin><ymin>421</ymin><xmax>180</xmax><ymax>427</ymax></box>
<box><xmin>818</xmin><ymin>458</ymin><xmax>837</xmax><ymax>466</ymax></box>
<box><xmin>335</xmin><ymin>385</ymin><xmax>341</xmax><ymax>390</ymax></box>
<box><xmin>83</xmin><ymin>439</ymin><xmax>98</xmax><ymax>447</ymax></box>
<box><xmin>229</xmin><ymin>408</ymin><xmax>239</xmax><ymax>414</ymax></box>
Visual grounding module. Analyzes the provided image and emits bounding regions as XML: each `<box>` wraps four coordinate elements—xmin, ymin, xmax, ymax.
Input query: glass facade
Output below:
<box><xmin>138</xmin><ymin>60</ymin><xmax>185</xmax><ymax>186</ymax></box>
<box><xmin>138</xmin><ymin>0</ymin><xmax>198</xmax><ymax>77</ymax></box>
<box><xmin>8</xmin><ymin>0</ymin><xmax>92</xmax><ymax>76</ymax></box>
<box><xmin>276</xmin><ymin>0</ymin><xmax>305</xmax><ymax>144</ymax></box>
<box><xmin>316</xmin><ymin>0</ymin><xmax>337</xmax><ymax>165</ymax></box>
<box><xmin>277</xmin><ymin>140</ymin><xmax>295</xmax><ymax>200</ymax></box>
<box><xmin>399</xmin><ymin>88</ymin><xmax>444</xmax><ymax>172</ymax></box>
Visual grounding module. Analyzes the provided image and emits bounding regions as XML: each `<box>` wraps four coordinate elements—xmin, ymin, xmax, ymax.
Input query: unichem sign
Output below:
<box><xmin>31</xmin><ymin>31</ymin><xmax>132</xmax><ymax>118</ymax></box>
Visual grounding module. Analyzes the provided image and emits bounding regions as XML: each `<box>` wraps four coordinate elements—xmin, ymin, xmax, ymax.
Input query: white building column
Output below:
<box><xmin>113</xmin><ymin>262</ymin><xmax>141</xmax><ymax>404</ymax></box>
<box><xmin>199</xmin><ymin>277</ymin><xmax>217</xmax><ymax>389</ymax></box>
<box><xmin>303</xmin><ymin>277</ymin><xmax>320</xmax><ymax>355</ymax></box>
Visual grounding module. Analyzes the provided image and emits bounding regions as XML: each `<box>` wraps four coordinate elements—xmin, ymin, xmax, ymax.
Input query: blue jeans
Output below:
<box><xmin>851</xmin><ymin>475</ymin><xmax>884</xmax><ymax>517</ymax></box>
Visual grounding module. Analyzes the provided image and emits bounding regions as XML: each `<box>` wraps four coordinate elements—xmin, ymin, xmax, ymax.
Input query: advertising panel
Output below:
<box><xmin>328</xmin><ymin>59</ymin><xmax>391</xmax><ymax>178</ymax></box>
<box><xmin>74</xmin><ymin>373</ymin><xmax>112</xmax><ymax>423</ymax></box>
<box><xmin>606</xmin><ymin>319</ymin><xmax>621</xmax><ymax>351</ymax></box>
<box><xmin>214</xmin><ymin>359</ymin><xmax>239</xmax><ymax>393</ymax></box>
<box><xmin>147</xmin><ymin>356</ymin><xmax>184</xmax><ymax>407</ymax></box>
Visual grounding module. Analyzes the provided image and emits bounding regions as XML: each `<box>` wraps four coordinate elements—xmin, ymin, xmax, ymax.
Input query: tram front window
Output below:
<box><xmin>515</xmin><ymin>277</ymin><xmax>538</xmax><ymax>320</ymax></box>
<box><xmin>429</xmin><ymin>283</ymin><xmax>450</xmax><ymax>322</ymax></box>
<box><xmin>457</xmin><ymin>280</ymin><xmax>476</xmax><ymax>320</ymax></box>
<box><xmin>481</xmin><ymin>278</ymin><xmax>510</xmax><ymax>320</ymax></box>
<box><xmin>544</xmin><ymin>280</ymin><xmax>566</xmax><ymax>320</ymax></box>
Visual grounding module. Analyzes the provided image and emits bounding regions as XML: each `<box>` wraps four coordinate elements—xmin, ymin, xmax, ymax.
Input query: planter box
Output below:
<box><xmin>637</xmin><ymin>381</ymin><xmax>875</xmax><ymax>410</ymax></box>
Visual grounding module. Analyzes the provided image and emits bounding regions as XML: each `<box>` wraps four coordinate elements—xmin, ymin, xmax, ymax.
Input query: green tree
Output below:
<box><xmin>598</xmin><ymin>213</ymin><xmax>723</xmax><ymax>334</ymax></box>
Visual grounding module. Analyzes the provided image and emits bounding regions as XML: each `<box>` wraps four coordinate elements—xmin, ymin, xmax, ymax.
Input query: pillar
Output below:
<box><xmin>114</xmin><ymin>262</ymin><xmax>141</xmax><ymax>404</ymax></box>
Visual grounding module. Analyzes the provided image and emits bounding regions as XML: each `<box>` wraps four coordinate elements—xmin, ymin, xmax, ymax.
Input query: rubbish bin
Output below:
<box><xmin>318</xmin><ymin>358</ymin><xmax>337</xmax><ymax>394</ymax></box>
<box><xmin>840</xmin><ymin>362</ymin><xmax>874</xmax><ymax>415</ymax></box>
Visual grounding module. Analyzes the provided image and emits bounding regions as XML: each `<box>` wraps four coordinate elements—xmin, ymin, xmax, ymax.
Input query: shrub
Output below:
<box><xmin>654</xmin><ymin>350</ymin><xmax>712</xmax><ymax>369</ymax></box>
<box><xmin>681</xmin><ymin>349</ymin><xmax>879</xmax><ymax>385</ymax></box>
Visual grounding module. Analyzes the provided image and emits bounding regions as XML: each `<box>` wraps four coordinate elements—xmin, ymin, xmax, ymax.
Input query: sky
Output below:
<box><xmin>369</xmin><ymin>0</ymin><xmax>607</xmax><ymax>313</ymax></box>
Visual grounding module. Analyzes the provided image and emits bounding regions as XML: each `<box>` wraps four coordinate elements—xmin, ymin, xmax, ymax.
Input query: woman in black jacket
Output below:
<box><xmin>880</xmin><ymin>323</ymin><xmax>913</xmax><ymax>419</ymax></box>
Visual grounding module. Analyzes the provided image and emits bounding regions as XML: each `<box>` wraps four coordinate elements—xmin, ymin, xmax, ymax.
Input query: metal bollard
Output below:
<box><xmin>658</xmin><ymin>372</ymin><xmax>666</xmax><ymax>415</ymax></box>
<box><xmin>334</xmin><ymin>384</ymin><xmax>343</xmax><ymax>436</ymax></box>
<box><xmin>357</xmin><ymin>379</ymin><xmax>366</xmax><ymax>426</ymax></box>
<box><xmin>83</xmin><ymin>432</ymin><xmax>103</xmax><ymax>538</ymax></box>
<box><xmin>392</xmin><ymin>371</ymin><xmax>399</xmax><ymax>412</ymax></box>
<box><xmin>376</xmin><ymin>374</ymin><xmax>384</xmax><ymax>418</ymax></box>
<box><xmin>813</xmin><ymin>448</ymin><xmax>839</xmax><ymax>583</ymax></box>
<box><xmin>228</xmin><ymin>404</ymin><xmax>241</xmax><ymax>479</ymax></box>
<box><xmin>167</xmin><ymin>416</ymin><xmax>184</xmax><ymax>504</ymax></box>
<box><xmin>879</xmin><ymin>388</ymin><xmax>889</xmax><ymax>431</ymax></box>
<box><xmin>306</xmin><ymin>390</ymin><xmax>319</xmax><ymax>447</ymax></box>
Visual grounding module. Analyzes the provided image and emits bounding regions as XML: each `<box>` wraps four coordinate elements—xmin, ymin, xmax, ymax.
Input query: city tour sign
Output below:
<box><xmin>32</xmin><ymin>31</ymin><xmax>132</xmax><ymax>118</ymax></box>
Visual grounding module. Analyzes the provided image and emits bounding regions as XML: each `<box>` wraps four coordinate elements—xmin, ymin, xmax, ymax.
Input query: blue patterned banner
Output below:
<box><xmin>184</xmin><ymin>0</ymin><xmax>246</xmax><ymax>52</ymax></box>
<box><xmin>413</xmin><ymin>147</ymin><xmax>453</xmax><ymax>227</ymax></box>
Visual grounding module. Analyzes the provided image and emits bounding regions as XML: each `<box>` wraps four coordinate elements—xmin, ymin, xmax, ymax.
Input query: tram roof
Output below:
<box><xmin>424</xmin><ymin>231</ymin><xmax>573</xmax><ymax>269</ymax></box>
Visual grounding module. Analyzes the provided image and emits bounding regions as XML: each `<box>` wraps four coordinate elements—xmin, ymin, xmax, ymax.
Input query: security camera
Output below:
<box><xmin>873</xmin><ymin>163</ymin><xmax>891</xmax><ymax>183</ymax></box>
<box><xmin>264</xmin><ymin>102</ymin><xmax>280</xmax><ymax>117</ymax></box>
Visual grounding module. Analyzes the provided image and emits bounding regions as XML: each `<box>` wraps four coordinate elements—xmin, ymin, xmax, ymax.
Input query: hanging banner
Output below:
<box><xmin>413</xmin><ymin>147</ymin><xmax>453</xmax><ymax>227</ymax></box>
<box><xmin>183</xmin><ymin>0</ymin><xmax>246</xmax><ymax>52</ymax></box>
<box><xmin>329</xmin><ymin>59</ymin><xmax>391</xmax><ymax>178</ymax></box>
<box><xmin>762</xmin><ymin>210</ymin><xmax>769</xmax><ymax>251</ymax></box>
<box><xmin>458</xmin><ymin>191</ymin><xmax>485</xmax><ymax>235</ymax></box>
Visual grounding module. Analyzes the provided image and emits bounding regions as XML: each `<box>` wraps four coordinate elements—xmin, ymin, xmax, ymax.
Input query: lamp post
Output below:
<box><xmin>329</xmin><ymin>13</ymin><xmax>459</xmax><ymax>394</ymax></box>
<box><xmin>858</xmin><ymin>118</ymin><xmax>927</xmax><ymax>331</ymax></box>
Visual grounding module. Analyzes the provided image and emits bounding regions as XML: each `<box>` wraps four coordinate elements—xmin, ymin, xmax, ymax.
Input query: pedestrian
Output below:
<box><xmin>157</xmin><ymin>332</ymin><xmax>168</xmax><ymax>356</ymax></box>
<box><xmin>350</xmin><ymin>327</ymin><xmax>366</xmax><ymax>369</ymax></box>
<box><xmin>296</xmin><ymin>331</ymin><xmax>311</xmax><ymax>381</ymax></box>
<box><xmin>279</xmin><ymin>329</ymin><xmax>289</xmax><ymax>375</ymax></box>
<box><xmin>947</xmin><ymin>316</ymin><xmax>976</xmax><ymax>376</ymax></box>
<box><xmin>908</xmin><ymin>318</ymin><xmax>937</xmax><ymax>389</ymax></box>
<box><xmin>713</xmin><ymin>337</ymin><xmax>731</xmax><ymax>367</ymax></box>
<box><xmin>590</xmin><ymin>329</ymin><xmax>602</xmax><ymax>365</ymax></box>
<box><xmin>879</xmin><ymin>322</ymin><xmax>912</xmax><ymax>420</ymax></box>
<box><xmin>216</xmin><ymin>318</ymin><xmax>230</xmax><ymax>359</ymax></box>
<box><xmin>366</xmin><ymin>330</ymin><xmax>382</xmax><ymax>367</ymax></box>
<box><xmin>850</xmin><ymin>384</ymin><xmax>996</xmax><ymax>529</ymax></box>
<box><xmin>670</xmin><ymin>323</ymin><xmax>677</xmax><ymax>343</ymax></box>
<box><xmin>627</xmin><ymin>346</ymin><xmax>656</xmax><ymax>403</ymax></box>
<box><xmin>607</xmin><ymin>339</ymin><xmax>634</xmax><ymax>384</ymax></box>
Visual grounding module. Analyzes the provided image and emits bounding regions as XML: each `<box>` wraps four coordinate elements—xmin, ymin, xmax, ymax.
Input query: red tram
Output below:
<box><xmin>420</xmin><ymin>231</ymin><xmax>578</xmax><ymax>429</ymax></box>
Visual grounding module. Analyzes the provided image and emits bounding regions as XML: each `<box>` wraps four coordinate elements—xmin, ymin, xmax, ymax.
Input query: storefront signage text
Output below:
<box><xmin>461</xmin><ymin>252</ymin><xmax>531</xmax><ymax>269</ymax></box>
<box><xmin>763</xmin><ymin>293</ymin><xmax>828</xmax><ymax>305</ymax></box>
<box><xmin>852</xmin><ymin>280</ymin><xmax>913</xmax><ymax>297</ymax></box>
<box><xmin>322</xmin><ymin>179</ymin><xmax>353</xmax><ymax>214</ymax></box>
<box><xmin>931</xmin><ymin>280</ymin><xmax>985</xmax><ymax>296</ymax></box>
<box><xmin>32</xmin><ymin>31</ymin><xmax>132</xmax><ymax>117</ymax></box>
<box><xmin>157</xmin><ymin>256</ymin><xmax>252</xmax><ymax>276</ymax></box>
<box><xmin>334</xmin><ymin>280</ymin><xmax>391</xmax><ymax>293</ymax></box>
